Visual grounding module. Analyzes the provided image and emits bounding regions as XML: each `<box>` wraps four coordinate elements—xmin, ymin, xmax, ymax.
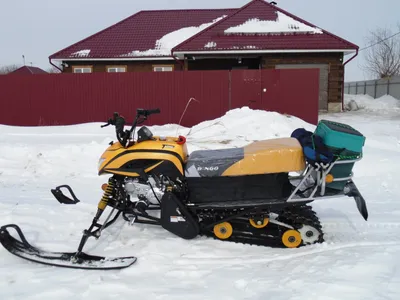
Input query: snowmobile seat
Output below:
<box><xmin>185</xmin><ymin>137</ymin><xmax>305</xmax><ymax>177</ymax></box>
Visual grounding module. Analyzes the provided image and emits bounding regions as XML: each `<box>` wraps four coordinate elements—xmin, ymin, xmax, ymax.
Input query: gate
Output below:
<box><xmin>231</xmin><ymin>70</ymin><xmax>262</xmax><ymax>110</ymax></box>
<box><xmin>230</xmin><ymin>69</ymin><xmax>319</xmax><ymax>125</ymax></box>
<box><xmin>275</xmin><ymin>64</ymin><xmax>328</xmax><ymax>111</ymax></box>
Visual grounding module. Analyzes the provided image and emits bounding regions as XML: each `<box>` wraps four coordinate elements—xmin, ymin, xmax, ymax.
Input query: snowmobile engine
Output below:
<box><xmin>124</xmin><ymin>177</ymin><xmax>164</xmax><ymax>205</ymax></box>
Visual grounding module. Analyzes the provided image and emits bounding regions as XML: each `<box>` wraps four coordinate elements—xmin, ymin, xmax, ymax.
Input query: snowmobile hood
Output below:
<box><xmin>98</xmin><ymin>136</ymin><xmax>189</xmax><ymax>177</ymax></box>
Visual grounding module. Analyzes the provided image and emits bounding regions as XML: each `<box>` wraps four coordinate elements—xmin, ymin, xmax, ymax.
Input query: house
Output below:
<box><xmin>48</xmin><ymin>0</ymin><xmax>358</xmax><ymax>112</ymax></box>
<box><xmin>9</xmin><ymin>66</ymin><xmax>47</xmax><ymax>75</ymax></box>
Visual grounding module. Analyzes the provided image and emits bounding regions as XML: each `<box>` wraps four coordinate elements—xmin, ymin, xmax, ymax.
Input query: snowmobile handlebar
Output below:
<box><xmin>101</xmin><ymin>108</ymin><xmax>161</xmax><ymax>147</ymax></box>
<box><xmin>136</xmin><ymin>108</ymin><xmax>161</xmax><ymax>117</ymax></box>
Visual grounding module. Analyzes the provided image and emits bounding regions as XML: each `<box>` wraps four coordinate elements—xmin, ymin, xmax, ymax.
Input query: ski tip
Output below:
<box><xmin>0</xmin><ymin>224</ymin><xmax>138</xmax><ymax>270</ymax></box>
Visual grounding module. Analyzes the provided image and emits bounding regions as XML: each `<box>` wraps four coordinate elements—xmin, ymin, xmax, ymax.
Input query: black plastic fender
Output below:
<box><xmin>160</xmin><ymin>191</ymin><xmax>200</xmax><ymax>239</ymax></box>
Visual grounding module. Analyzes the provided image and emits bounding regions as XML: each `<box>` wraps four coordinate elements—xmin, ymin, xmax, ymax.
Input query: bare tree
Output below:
<box><xmin>362</xmin><ymin>26</ymin><xmax>400</xmax><ymax>79</ymax></box>
<box><xmin>0</xmin><ymin>64</ymin><xmax>20</xmax><ymax>74</ymax></box>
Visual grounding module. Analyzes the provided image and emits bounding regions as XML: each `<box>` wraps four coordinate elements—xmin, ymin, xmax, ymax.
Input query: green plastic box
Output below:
<box><xmin>314</xmin><ymin>120</ymin><xmax>366</xmax><ymax>190</ymax></box>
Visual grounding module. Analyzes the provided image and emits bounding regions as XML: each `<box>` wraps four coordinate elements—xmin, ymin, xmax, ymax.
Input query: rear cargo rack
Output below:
<box><xmin>287</xmin><ymin>157</ymin><xmax>362</xmax><ymax>203</ymax></box>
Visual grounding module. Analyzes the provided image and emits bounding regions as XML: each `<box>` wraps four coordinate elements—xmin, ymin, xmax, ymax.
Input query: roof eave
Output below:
<box><xmin>51</xmin><ymin>56</ymin><xmax>175</xmax><ymax>62</ymax></box>
<box><xmin>173</xmin><ymin>48</ymin><xmax>357</xmax><ymax>59</ymax></box>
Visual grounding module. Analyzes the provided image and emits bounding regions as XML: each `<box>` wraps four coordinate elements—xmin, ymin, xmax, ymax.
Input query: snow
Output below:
<box><xmin>123</xmin><ymin>16</ymin><xmax>226</xmax><ymax>57</ymax></box>
<box><xmin>204</xmin><ymin>41</ymin><xmax>217</xmax><ymax>48</ymax></box>
<box><xmin>69</xmin><ymin>49</ymin><xmax>91</xmax><ymax>57</ymax></box>
<box><xmin>225</xmin><ymin>12</ymin><xmax>323</xmax><ymax>34</ymax></box>
<box><xmin>344</xmin><ymin>93</ymin><xmax>400</xmax><ymax>113</ymax></box>
<box><xmin>2</xmin><ymin>106</ymin><xmax>400</xmax><ymax>299</ymax></box>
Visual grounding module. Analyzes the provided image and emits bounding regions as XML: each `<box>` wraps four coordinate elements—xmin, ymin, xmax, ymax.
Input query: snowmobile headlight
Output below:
<box><xmin>98</xmin><ymin>157</ymin><xmax>106</xmax><ymax>169</ymax></box>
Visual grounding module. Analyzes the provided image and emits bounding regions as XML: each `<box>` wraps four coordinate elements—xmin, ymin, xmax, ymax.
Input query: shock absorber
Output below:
<box><xmin>75</xmin><ymin>178</ymin><xmax>118</xmax><ymax>254</ymax></box>
<box><xmin>98</xmin><ymin>180</ymin><xmax>115</xmax><ymax>211</ymax></box>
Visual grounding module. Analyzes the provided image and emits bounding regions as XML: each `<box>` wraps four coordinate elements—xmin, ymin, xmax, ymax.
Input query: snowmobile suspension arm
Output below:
<box><xmin>76</xmin><ymin>208</ymin><xmax>122</xmax><ymax>254</ymax></box>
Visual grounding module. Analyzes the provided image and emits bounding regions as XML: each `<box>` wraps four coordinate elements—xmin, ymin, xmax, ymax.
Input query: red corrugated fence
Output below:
<box><xmin>0</xmin><ymin>69</ymin><xmax>319</xmax><ymax>127</ymax></box>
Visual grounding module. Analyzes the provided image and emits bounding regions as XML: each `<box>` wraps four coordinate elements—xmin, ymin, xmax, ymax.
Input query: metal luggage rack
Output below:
<box><xmin>287</xmin><ymin>157</ymin><xmax>362</xmax><ymax>203</ymax></box>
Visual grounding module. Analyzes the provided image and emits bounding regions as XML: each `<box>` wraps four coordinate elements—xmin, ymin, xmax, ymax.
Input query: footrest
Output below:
<box><xmin>51</xmin><ymin>185</ymin><xmax>80</xmax><ymax>205</ymax></box>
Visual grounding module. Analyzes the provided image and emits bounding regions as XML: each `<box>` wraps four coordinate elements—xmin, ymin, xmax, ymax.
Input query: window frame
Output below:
<box><xmin>152</xmin><ymin>64</ymin><xmax>174</xmax><ymax>72</ymax></box>
<box><xmin>72</xmin><ymin>66</ymin><xmax>93</xmax><ymax>73</ymax></box>
<box><xmin>106</xmin><ymin>65</ymin><xmax>127</xmax><ymax>73</ymax></box>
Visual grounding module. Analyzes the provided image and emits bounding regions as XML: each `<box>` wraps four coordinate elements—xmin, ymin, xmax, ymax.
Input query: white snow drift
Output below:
<box><xmin>344</xmin><ymin>93</ymin><xmax>400</xmax><ymax>113</ymax></box>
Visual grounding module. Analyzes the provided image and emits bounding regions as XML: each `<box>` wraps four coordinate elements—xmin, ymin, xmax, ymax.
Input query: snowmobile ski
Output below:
<box><xmin>0</xmin><ymin>224</ymin><xmax>136</xmax><ymax>270</ymax></box>
<box><xmin>51</xmin><ymin>185</ymin><xmax>80</xmax><ymax>204</ymax></box>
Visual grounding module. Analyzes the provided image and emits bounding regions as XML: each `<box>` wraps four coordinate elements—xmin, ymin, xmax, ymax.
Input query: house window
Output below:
<box><xmin>107</xmin><ymin>66</ymin><xmax>127</xmax><ymax>72</ymax></box>
<box><xmin>153</xmin><ymin>65</ymin><xmax>174</xmax><ymax>72</ymax></box>
<box><xmin>73</xmin><ymin>66</ymin><xmax>92</xmax><ymax>73</ymax></box>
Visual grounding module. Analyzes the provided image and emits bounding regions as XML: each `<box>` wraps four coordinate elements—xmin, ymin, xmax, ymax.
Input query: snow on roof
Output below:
<box><xmin>122</xmin><ymin>15</ymin><xmax>227</xmax><ymax>57</ymax></box>
<box><xmin>224</xmin><ymin>12</ymin><xmax>323</xmax><ymax>34</ymax></box>
<box><xmin>204</xmin><ymin>42</ymin><xmax>217</xmax><ymax>48</ymax></box>
<box><xmin>70</xmin><ymin>50</ymin><xmax>91</xmax><ymax>57</ymax></box>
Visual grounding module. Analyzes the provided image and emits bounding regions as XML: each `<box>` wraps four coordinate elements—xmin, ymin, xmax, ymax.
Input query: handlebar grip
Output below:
<box><xmin>137</xmin><ymin>108</ymin><xmax>161</xmax><ymax>116</ymax></box>
<box><xmin>147</xmin><ymin>108</ymin><xmax>160</xmax><ymax>115</ymax></box>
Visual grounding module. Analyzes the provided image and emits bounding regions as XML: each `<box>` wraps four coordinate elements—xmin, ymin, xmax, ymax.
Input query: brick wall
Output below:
<box><xmin>63</xmin><ymin>60</ymin><xmax>184</xmax><ymax>73</ymax></box>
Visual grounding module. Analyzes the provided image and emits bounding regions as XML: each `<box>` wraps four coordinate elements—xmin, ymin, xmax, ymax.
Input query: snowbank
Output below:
<box><xmin>182</xmin><ymin>107</ymin><xmax>314</xmax><ymax>150</ymax></box>
<box><xmin>344</xmin><ymin>94</ymin><xmax>400</xmax><ymax>113</ymax></box>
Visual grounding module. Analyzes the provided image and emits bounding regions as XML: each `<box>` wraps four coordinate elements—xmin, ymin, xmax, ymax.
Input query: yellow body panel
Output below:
<box><xmin>222</xmin><ymin>138</ymin><xmax>305</xmax><ymax>176</ymax></box>
<box><xmin>98</xmin><ymin>136</ymin><xmax>188</xmax><ymax>176</ymax></box>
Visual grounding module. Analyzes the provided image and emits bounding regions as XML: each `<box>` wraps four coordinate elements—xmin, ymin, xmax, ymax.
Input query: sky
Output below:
<box><xmin>1</xmin><ymin>0</ymin><xmax>399</xmax><ymax>81</ymax></box>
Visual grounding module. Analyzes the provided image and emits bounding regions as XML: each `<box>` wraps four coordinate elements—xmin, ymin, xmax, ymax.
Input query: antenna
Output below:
<box><xmin>175</xmin><ymin>97</ymin><xmax>200</xmax><ymax>136</ymax></box>
<box><xmin>22</xmin><ymin>55</ymin><xmax>25</xmax><ymax>65</ymax></box>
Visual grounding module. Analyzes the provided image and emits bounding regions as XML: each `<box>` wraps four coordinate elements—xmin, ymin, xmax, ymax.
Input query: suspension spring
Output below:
<box><xmin>98</xmin><ymin>180</ymin><xmax>115</xmax><ymax>211</ymax></box>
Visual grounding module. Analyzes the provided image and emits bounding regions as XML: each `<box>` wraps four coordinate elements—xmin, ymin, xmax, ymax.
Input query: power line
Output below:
<box><xmin>359</xmin><ymin>30</ymin><xmax>400</xmax><ymax>51</ymax></box>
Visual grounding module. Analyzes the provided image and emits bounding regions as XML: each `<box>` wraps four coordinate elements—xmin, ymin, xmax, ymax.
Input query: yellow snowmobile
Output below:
<box><xmin>0</xmin><ymin>108</ymin><xmax>368</xmax><ymax>270</ymax></box>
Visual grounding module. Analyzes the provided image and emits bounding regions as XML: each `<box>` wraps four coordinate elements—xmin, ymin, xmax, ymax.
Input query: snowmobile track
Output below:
<box><xmin>197</xmin><ymin>204</ymin><xmax>324</xmax><ymax>248</ymax></box>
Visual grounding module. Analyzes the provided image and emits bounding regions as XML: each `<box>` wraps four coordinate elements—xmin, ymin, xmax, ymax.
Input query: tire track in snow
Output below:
<box><xmin>175</xmin><ymin>240</ymin><xmax>400</xmax><ymax>266</ymax></box>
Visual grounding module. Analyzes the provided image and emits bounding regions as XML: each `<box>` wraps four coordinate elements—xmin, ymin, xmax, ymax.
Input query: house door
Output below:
<box><xmin>230</xmin><ymin>70</ymin><xmax>262</xmax><ymax>110</ymax></box>
<box><xmin>275</xmin><ymin>64</ymin><xmax>329</xmax><ymax>111</ymax></box>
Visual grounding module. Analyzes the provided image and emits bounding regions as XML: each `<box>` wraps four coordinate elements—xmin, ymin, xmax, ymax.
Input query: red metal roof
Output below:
<box><xmin>49</xmin><ymin>9</ymin><xmax>237</xmax><ymax>60</ymax></box>
<box><xmin>10</xmin><ymin>66</ymin><xmax>47</xmax><ymax>74</ymax></box>
<box><xmin>174</xmin><ymin>0</ymin><xmax>358</xmax><ymax>53</ymax></box>
<box><xmin>49</xmin><ymin>1</ymin><xmax>357</xmax><ymax>60</ymax></box>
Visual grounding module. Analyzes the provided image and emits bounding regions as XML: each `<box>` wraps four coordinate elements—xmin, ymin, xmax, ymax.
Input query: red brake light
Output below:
<box><xmin>176</xmin><ymin>135</ymin><xmax>186</xmax><ymax>145</ymax></box>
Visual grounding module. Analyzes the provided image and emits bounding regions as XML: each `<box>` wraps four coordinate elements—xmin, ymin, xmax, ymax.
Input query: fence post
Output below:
<box><xmin>374</xmin><ymin>80</ymin><xmax>377</xmax><ymax>98</ymax></box>
<box><xmin>355</xmin><ymin>82</ymin><xmax>358</xmax><ymax>94</ymax></box>
<box><xmin>387</xmin><ymin>78</ymin><xmax>390</xmax><ymax>95</ymax></box>
<box><xmin>364</xmin><ymin>81</ymin><xmax>366</xmax><ymax>95</ymax></box>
